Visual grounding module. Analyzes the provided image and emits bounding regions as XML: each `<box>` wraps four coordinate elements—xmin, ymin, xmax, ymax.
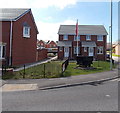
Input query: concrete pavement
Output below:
<box><xmin>1</xmin><ymin>67</ymin><xmax>119</xmax><ymax>91</ymax></box>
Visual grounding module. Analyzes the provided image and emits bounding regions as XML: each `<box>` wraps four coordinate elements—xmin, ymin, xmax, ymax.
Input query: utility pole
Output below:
<box><xmin>76</xmin><ymin>19</ymin><xmax>79</xmax><ymax>56</ymax></box>
<box><xmin>110</xmin><ymin>0</ymin><xmax>113</xmax><ymax>70</ymax></box>
<box><xmin>109</xmin><ymin>26</ymin><xmax>111</xmax><ymax>69</ymax></box>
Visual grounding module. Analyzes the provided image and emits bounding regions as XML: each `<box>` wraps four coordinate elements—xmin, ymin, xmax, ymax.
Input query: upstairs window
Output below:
<box><xmin>23</xmin><ymin>26</ymin><xmax>30</xmax><ymax>38</ymax></box>
<box><xmin>74</xmin><ymin>35</ymin><xmax>80</xmax><ymax>41</ymax></box>
<box><xmin>97</xmin><ymin>35</ymin><xmax>103</xmax><ymax>41</ymax></box>
<box><xmin>0</xmin><ymin>45</ymin><xmax>6</xmax><ymax>59</ymax></box>
<box><xmin>86</xmin><ymin>35</ymin><xmax>91</xmax><ymax>40</ymax></box>
<box><xmin>63</xmin><ymin>35</ymin><xmax>68</xmax><ymax>40</ymax></box>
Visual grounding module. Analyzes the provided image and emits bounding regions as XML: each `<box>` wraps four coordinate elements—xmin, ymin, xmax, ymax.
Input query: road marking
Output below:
<box><xmin>106</xmin><ymin>95</ymin><xmax>111</xmax><ymax>97</ymax></box>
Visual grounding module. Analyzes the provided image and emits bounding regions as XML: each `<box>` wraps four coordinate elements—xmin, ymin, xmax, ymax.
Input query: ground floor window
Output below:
<box><xmin>0</xmin><ymin>45</ymin><xmax>6</xmax><ymax>59</ymax></box>
<box><xmin>74</xmin><ymin>46</ymin><xmax>80</xmax><ymax>54</ymax></box>
<box><xmin>84</xmin><ymin>47</ymin><xmax>87</xmax><ymax>52</ymax></box>
<box><xmin>59</xmin><ymin>47</ymin><xmax>63</xmax><ymax>51</ymax></box>
<box><xmin>97</xmin><ymin>46</ymin><xmax>103</xmax><ymax>54</ymax></box>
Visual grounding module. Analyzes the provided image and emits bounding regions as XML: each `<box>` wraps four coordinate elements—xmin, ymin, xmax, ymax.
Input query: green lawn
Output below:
<box><xmin>2</xmin><ymin>61</ymin><xmax>63</xmax><ymax>79</ymax></box>
<box><xmin>2</xmin><ymin>61</ymin><xmax>116</xmax><ymax>80</ymax></box>
<box><xmin>63</xmin><ymin>61</ymin><xmax>116</xmax><ymax>76</ymax></box>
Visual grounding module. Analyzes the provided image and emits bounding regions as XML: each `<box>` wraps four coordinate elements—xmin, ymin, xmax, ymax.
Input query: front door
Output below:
<box><xmin>64</xmin><ymin>47</ymin><xmax>69</xmax><ymax>58</ymax></box>
<box><xmin>89</xmin><ymin>47</ymin><xmax>94</xmax><ymax>56</ymax></box>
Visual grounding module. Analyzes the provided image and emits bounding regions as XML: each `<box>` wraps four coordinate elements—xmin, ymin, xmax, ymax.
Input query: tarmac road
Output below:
<box><xmin>2</xmin><ymin>80</ymin><xmax>119</xmax><ymax>111</ymax></box>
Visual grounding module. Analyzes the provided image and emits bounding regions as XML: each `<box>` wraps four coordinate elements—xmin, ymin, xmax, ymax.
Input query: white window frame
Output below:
<box><xmin>74</xmin><ymin>35</ymin><xmax>80</xmax><ymax>41</ymax></box>
<box><xmin>84</xmin><ymin>47</ymin><xmax>87</xmax><ymax>52</ymax></box>
<box><xmin>59</xmin><ymin>47</ymin><xmax>63</xmax><ymax>51</ymax></box>
<box><xmin>63</xmin><ymin>35</ymin><xmax>68</xmax><ymax>40</ymax></box>
<box><xmin>97</xmin><ymin>46</ymin><xmax>103</xmax><ymax>54</ymax></box>
<box><xmin>86</xmin><ymin>35</ymin><xmax>91</xmax><ymax>40</ymax></box>
<box><xmin>97</xmin><ymin>35</ymin><xmax>103</xmax><ymax>41</ymax></box>
<box><xmin>74</xmin><ymin>46</ymin><xmax>80</xmax><ymax>54</ymax></box>
<box><xmin>0</xmin><ymin>45</ymin><xmax>6</xmax><ymax>59</ymax></box>
<box><xmin>23</xmin><ymin>26</ymin><xmax>30</xmax><ymax>38</ymax></box>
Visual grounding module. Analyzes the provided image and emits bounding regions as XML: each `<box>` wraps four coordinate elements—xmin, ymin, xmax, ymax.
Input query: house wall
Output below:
<box><xmin>58</xmin><ymin>35</ymin><xmax>107</xmax><ymax>61</ymax></box>
<box><xmin>11</xmin><ymin>11</ymin><xmax>37</xmax><ymax>66</ymax></box>
<box><xmin>38</xmin><ymin>40</ymin><xmax>46</xmax><ymax>48</ymax></box>
<box><xmin>115</xmin><ymin>44</ymin><xmax>120</xmax><ymax>55</ymax></box>
<box><xmin>46</xmin><ymin>41</ymin><xmax>57</xmax><ymax>48</ymax></box>
<box><xmin>1</xmin><ymin>21</ymin><xmax>11</xmax><ymax>65</ymax></box>
<box><xmin>37</xmin><ymin>49</ymin><xmax>47</xmax><ymax>61</ymax></box>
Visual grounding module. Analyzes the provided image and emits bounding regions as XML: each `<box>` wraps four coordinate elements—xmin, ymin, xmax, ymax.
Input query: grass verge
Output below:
<box><xmin>63</xmin><ymin>61</ymin><xmax>116</xmax><ymax>76</ymax></box>
<box><xmin>2</xmin><ymin>61</ymin><xmax>116</xmax><ymax>80</ymax></box>
<box><xmin>2</xmin><ymin>61</ymin><xmax>63</xmax><ymax>80</ymax></box>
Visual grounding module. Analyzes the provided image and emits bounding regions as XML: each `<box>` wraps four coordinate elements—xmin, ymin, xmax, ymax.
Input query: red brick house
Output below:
<box><xmin>37</xmin><ymin>40</ymin><xmax>46</xmax><ymax>49</ymax></box>
<box><xmin>0</xmin><ymin>8</ymin><xmax>39</xmax><ymax>66</ymax></box>
<box><xmin>45</xmin><ymin>40</ymin><xmax>57</xmax><ymax>48</ymax></box>
<box><xmin>58</xmin><ymin>25</ymin><xmax>108</xmax><ymax>60</ymax></box>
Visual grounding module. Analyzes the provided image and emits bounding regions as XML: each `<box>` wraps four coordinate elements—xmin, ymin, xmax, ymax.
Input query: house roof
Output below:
<box><xmin>57</xmin><ymin>41</ymin><xmax>72</xmax><ymax>47</ymax></box>
<box><xmin>0</xmin><ymin>8</ymin><xmax>39</xmax><ymax>34</ymax></box>
<box><xmin>0</xmin><ymin>8</ymin><xmax>30</xmax><ymax>21</ymax></box>
<box><xmin>81</xmin><ymin>41</ymin><xmax>96</xmax><ymax>47</ymax></box>
<box><xmin>58</xmin><ymin>25</ymin><xmax>108</xmax><ymax>35</ymax></box>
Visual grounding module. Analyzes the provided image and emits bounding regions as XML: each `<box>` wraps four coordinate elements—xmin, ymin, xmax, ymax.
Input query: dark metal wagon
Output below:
<box><xmin>76</xmin><ymin>56</ymin><xmax>93</xmax><ymax>67</ymax></box>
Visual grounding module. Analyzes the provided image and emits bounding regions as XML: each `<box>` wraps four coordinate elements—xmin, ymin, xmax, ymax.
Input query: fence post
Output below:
<box><xmin>23</xmin><ymin>64</ymin><xmax>25</xmax><ymax>78</ymax></box>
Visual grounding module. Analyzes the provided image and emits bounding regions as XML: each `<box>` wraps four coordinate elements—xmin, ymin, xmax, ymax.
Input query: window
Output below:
<box><xmin>0</xmin><ymin>45</ymin><xmax>6</xmax><ymax>59</ymax></box>
<box><xmin>97</xmin><ymin>35</ymin><xmax>103</xmax><ymax>41</ymax></box>
<box><xmin>86</xmin><ymin>35</ymin><xmax>91</xmax><ymax>40</ymax></box>
<box><xmin>63</xmin><ymin>35</ymin><xmax>68</xmax><ymax>40</ymax></box>
<box><xmin>59</xmin><ymin>47</ymin><xmax>63</xmax><ymax>51</ymax></box>
<box><xmin>74</xmin><ymin>35</ymin><xmax>80</xmax><ymax>41</ymax></box>
<box><xmin>23</xmin><ymin>26</ymin><xmax>30</xmax><ymax>38</ymax></box>
<box><xmin>41</xmin><ymin>43</ymin><xmax>43</xmax><ymax>46</ymax></box>
<box><xmin>84</xmin><ymin>47</ymin><xmax>87</xmax><ymax>52</ymax></box>
<box><xmin>97</xmin><ymin>46</ymin><xmax>103</xmax><ymax>54</ymax></box>
<box><xmin>74</xmin><ymin>46</ymin><xmax>80</xmax><ymax>54</ymax></box>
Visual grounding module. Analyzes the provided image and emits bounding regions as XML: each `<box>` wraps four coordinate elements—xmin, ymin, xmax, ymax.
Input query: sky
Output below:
<box><xmin>0</xmin><ymin>0</ymin><xmax>119</xmax><ymax>42</ymax></box>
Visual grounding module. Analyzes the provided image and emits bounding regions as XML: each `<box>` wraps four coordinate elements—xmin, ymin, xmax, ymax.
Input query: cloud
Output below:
<box><xmin>31</xmin><ymin>0</ymin><xmax>78</xmax><ymax>9</ymax></box>
<box><xmin>1</xmin><ymin>0</ymin><xmax>118</xmax><ymax>9</ymax></box>
<box><xmin>37</xmin><ymin>20</ymin><xmax>76</xmax><ymax>41</ymax></box>
<box><xmin>0</xmin><ymin>0</ymin><xmax>79</xmax><ymax>9</ymax></box>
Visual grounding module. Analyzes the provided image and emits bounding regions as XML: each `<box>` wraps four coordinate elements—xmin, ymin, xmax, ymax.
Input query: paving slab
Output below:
<box><xmin>2</xmin><ymin>84</ymin><xmax>38</xmax><ymax>92</ymax></box>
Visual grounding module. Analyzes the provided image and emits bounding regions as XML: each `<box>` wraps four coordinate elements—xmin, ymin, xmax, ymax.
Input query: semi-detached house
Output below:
<box><xmin>0</xmin><ymin>8</ymin><xmax>39</xmax><ymax>66</ymax></box>
<box><xmin>57</xmin><ymin>25</ymin><xmax>108</xmax><ymax>60</ymax></box>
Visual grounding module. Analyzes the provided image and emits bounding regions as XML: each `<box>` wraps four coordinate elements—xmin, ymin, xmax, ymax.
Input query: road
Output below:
<box><xmin>2</xmin><ymin>80</ymin><xmax>119</xmax><ymax>111</ymax></box>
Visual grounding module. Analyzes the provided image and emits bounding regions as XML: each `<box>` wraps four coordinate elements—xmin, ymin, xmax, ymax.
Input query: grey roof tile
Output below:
<box><xmin>58</xmin><ymin>25</ymin><xmax>108</xmax><ymax>35</ymax></box>
<box><xmin>0</xmin><ymin>8</ymin><xmax>30</xmax><ymax>21</ymax></box>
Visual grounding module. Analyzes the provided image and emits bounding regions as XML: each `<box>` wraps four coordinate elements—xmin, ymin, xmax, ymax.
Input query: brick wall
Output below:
<box><xmin>37</xmin><ymin>49</ymin><xmax>47</xmax><ymax>61</ymax></box>
<box><xmin>12</xmin><ymin>11</ymin><xmax>38</xmax><ymax>66</ymax></box>
<box><xmin>58</xmin><ymin>35</ymin><xmax>107</xmax><ymax>61</ymax></box>
<box><xmin>1</xmin><ymin>22</ymin><xmax>11</xmax><ymax>65</ymax></box>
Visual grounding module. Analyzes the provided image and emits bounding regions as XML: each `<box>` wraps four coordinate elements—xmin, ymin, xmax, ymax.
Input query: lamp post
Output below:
<box><xmin>110</xmin><ymin>0</ymin><xmax>113</xmax><ymax>70</ymax></box>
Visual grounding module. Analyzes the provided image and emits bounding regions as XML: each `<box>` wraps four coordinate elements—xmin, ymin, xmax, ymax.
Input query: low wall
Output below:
<box><xmin>37</xmin><ymin>49</ymin><xmax>47</xmax><ymax>61</ymax></box>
